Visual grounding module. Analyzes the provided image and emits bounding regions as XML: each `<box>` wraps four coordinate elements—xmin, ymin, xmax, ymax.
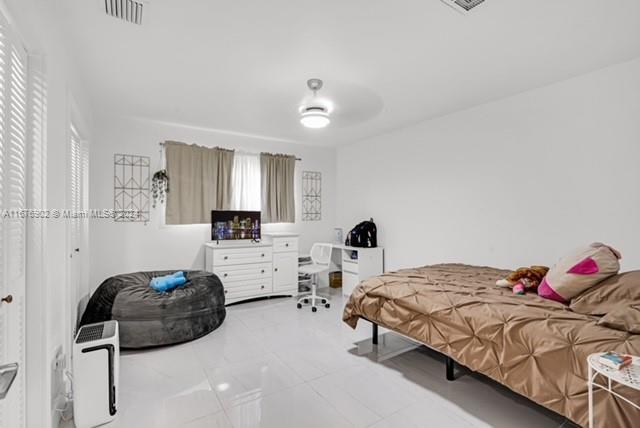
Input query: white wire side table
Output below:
<box><xmin>587</xmin><ymin>353</ymin><xmax>640</xmax><ymax>428</ymax></box>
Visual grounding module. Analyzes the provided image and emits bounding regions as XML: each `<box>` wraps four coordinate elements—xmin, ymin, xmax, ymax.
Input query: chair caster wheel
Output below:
<box><xmin>303</xmin><ymin>299</ymin><xmax>309</xmax><ymax>304</ymax></box>
<box><xmin>325</xmin><ymin>303</ymin><xmax>330</xmax><ymax>308</ymax></box>
<box><xmin>321</xmin><ymin>299</ymin><xmax>327</xmax><ymax>304</ymax></box>
<box><xmin>312</xmin><ymin>306</ymin><xmax>317</xmax><ymax>313</ymax></box>
<box><xmin>297</xmin><ymin>303</ymin><xmax>302</xmax><ymax>309</ymax></box>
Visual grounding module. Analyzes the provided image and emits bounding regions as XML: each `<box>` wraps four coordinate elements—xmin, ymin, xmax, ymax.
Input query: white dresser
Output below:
<box><xmin>204</xmin><ymin>233</ymin><xmax>299</xmax><ymax>305</ymax></box>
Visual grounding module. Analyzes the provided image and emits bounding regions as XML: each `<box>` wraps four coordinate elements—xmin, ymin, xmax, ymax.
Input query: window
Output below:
<box><xmin>230</xmin><ymin>152</ymin><xmax>261</xmax><ymax>211</ymax></box>
<box><xmin>163</xmin><ymin>143</ymin><xmax>296</xmax><ymax>224</ymax></box>
<box><xmin>228</xmin><ymin>151</ymin><xmax>297</xmax><ymax>223</ymax></box>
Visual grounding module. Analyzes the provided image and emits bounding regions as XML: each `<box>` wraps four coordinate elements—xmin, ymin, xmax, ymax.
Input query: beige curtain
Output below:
<box><xmin>260</xmin><ymin>153</ymin><xmax>296</xmax><ymax>223</ymax></box>
<box><xmin>165</xmin><ymin>141</ymin><xmax>234</xmax><ymax>224</ymax></box>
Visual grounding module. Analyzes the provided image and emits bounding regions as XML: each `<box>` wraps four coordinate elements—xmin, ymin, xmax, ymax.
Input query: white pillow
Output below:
<box><xmin>538</xmin><ymin>243</ymin><xmax>621</xmax><ymax>303</ymax></box>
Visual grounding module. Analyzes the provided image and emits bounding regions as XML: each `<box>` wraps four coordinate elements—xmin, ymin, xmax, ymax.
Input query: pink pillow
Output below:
<box><xmin>538</xmin><ymin>243</ymin><xmax>621</xmax><ymax>304</ymax></box>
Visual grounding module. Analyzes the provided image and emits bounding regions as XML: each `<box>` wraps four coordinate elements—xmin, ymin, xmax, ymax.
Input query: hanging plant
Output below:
<box><xmin>151</xmin><ymin>169</ymin><xmax>169</xmax><ymax>208</ymax></box>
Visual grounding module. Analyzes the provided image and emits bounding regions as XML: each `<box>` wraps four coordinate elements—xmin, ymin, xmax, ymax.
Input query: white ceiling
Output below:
<box><xmin>59</xmin><ymin>0</ymin><xmax>640</xmax><ymax>146</ymax></box>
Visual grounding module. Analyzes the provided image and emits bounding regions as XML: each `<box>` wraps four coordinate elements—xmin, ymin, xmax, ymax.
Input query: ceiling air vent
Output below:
<box><xmin>441</xmin><ymin>0</ymin><xmax>486</xmax><ymax>13</ymax></box>
<box><xmin>104</xmin><ymin>0</ymin><xmax>144</xmax><ymax>25</ymax></box>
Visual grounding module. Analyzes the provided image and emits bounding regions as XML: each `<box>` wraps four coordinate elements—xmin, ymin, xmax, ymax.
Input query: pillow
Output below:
<box><xmin>538</xmin><ymin>243</ymin><xmax>621</xmax><ymax>304</ymax></box>
<box><xmin>149</xmin><ymin>271</ymin><xmax>187</xmax><ymax>292</ymax></box>
<box><xmin>597</xmin><ymin>304</ymin><xmax>640</xmax><ymax>334</ymax></box>
<box><xmin>570</xmin><ymin>270</ymin><xmax>640</xmax><ymax>315</ymax></box>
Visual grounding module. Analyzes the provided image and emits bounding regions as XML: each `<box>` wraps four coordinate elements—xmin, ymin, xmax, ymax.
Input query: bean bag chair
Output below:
<box><xmin>79</xmin><ymin>270</ymin><xmax>225</xmax><ymax>349</ymax></box>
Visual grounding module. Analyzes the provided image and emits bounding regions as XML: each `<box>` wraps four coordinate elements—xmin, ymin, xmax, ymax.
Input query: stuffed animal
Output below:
<box><xmin>496</xmin><ymin>265</ymin><xmax>550</xmax><ymax>295</ymax></box>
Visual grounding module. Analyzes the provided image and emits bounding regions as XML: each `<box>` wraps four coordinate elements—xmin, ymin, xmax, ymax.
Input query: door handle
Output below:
<box><xmin>0</xmin><ymin>363</ymin><xmax>18</xmax><ymax>400</ymax></box>
<box><xmin>1</xmin><ymin>295</ymin><xmax>12</xmax><ymax>304</ymax></box>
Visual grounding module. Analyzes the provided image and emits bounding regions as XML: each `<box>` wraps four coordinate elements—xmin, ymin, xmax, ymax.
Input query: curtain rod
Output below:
<box><xmin>159</xmin><ymin>142</ymin><xmax>301</xmax><ymax>161</ymax></box>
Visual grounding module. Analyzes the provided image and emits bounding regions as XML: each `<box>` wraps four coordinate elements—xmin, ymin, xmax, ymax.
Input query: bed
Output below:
<box><xmin>343</xmin><ymin>263</ymin><xmax>640</xmax><ymax>427</ymax></box>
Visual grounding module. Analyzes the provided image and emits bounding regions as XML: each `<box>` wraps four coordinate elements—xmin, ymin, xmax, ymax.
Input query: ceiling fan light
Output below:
<box><xmin>300</xmin><ymin>107</ymin><xmax>330</xmax><ymax>129</ymax></box>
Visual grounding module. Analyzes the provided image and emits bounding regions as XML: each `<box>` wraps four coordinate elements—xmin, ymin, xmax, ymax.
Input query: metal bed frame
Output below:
<box><xmin>370</xmin><ymin>320</ymin><xmax>458</xmax><ymax>381</ymax></box>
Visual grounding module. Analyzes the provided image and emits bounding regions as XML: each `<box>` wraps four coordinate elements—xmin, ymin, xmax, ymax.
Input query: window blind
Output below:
<box><xmin>0</xmin><ymin>9</ymin><xmax>28</xmax><ymax>428</ymax></box>
<box><xmin>69</xmin><ymin>123</ymin><xmax>81</xmax><ymax>238</ymax></box>
<box><xmin>5</xmin><ymin>19</ymin><xmax>27</xmax><ymax>285</ymax></box>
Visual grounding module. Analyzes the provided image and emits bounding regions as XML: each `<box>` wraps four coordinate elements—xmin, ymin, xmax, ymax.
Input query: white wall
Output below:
<box><xmin>337</xmin><ymin>58</ymin><xmax>640</xmax><ymax>272</ymax></box>
<box><xmin>4</xmin><ymin>1</ymin><xmax>94</xmax><ymax>427</ymax></box>
<box><xmin>89</xmin><ymin>116</ymin><xmax>336</xmax><ymax>288</ymax></box>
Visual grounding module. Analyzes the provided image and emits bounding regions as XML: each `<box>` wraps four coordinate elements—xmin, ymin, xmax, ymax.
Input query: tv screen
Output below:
<box><xmin>211</xmin><ymin>210</ymin><xmax>261</xmax><ymax>241</ymax></box>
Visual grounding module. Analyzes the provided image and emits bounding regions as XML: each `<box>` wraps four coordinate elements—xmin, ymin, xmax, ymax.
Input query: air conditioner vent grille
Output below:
<box><xmin>76</xmin><ymin>324</ymin><xmax>104</xmax><ymax>344</ymax></box>
<box><xmin>441</xmin><ymin>0</ymin><xmax>486</xmax><ymax>13</ymax></box>
<box><xmin>105</xmin><ymin>0</ymin><xmax>144</xmax><ymax>25</ymax></box>
<box><xmin>455</xmin><ymin>0</ymin><xmax>485</xmax><ymax>11</ymax></box>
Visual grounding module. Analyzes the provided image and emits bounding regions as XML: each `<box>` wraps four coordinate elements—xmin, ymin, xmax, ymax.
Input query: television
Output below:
<box><xmin>211</xmin><ymin>210</ymin><xmax>261</xmax><ymax>241</ymax></box>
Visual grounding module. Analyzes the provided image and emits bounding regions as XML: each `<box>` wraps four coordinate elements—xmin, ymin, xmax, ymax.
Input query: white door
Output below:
<box><xmin>0</xmin><ymin>12</ymin><xmax>28</xmax><ymax>427</ymax></box>
<box><xmin>67</xmin><ymin>123</ymin><xmax>88</xmax><ymax>338</ymax></box>
<box><xmin>273</xmin><ymin>252</ymin><xmax>297</xmax><ymax>292</ymax></box>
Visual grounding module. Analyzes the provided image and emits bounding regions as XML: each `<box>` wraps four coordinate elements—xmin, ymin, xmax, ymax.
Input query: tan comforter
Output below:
<box><xmin>343</xmin><ymin>264</ymin><xmax>640</xmax><ymax>427</ymax></box>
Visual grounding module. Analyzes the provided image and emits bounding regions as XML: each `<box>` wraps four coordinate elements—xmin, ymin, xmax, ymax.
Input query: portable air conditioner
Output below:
<box><xmin>73</xmin><ymin>321</ymin><xmax>119</xmax><ymax>428</ymax></box>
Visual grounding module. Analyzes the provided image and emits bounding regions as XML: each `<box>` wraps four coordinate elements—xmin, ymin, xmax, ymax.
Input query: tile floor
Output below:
<box><xmin>82</xmin><ymin>289</ymin><xmax>576</xmax><ymax>428</ymax></box>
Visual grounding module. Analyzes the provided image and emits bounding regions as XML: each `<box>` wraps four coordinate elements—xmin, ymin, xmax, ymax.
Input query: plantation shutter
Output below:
<box><xmin>0</xmin><ymin>10</ymin><xmax>28</xmax><ymax>428</ymax></box>
<box><xmin>69</xmin><ymin>123</ymin><xmax>81</xmax><ymax>245</ymax></box>
<box><xmin>25</xmin><ymin>53</ymin><xmax>46</xmax><ymax>428</ymax></box>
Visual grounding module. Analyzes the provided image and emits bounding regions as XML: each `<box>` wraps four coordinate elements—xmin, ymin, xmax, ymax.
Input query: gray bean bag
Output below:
<box><xmin>80</xmin><ymin>270</ymin><xmax>225</xmax><ymax>349</ymax></box>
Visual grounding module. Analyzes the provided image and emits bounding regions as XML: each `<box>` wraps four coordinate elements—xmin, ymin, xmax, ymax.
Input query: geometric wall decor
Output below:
<box><xmin>114</xmin><ymin>154</ymin><xmax>150</xmax><ymax>222</ymax></box>
<box><xmin>302</xmin><ymin>171</ymin><xmax>321</xmax><ymax>221</ymax></box>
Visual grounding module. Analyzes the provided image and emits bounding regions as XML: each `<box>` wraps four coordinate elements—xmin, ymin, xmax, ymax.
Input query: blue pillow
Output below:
<box><xmin>150</xmin><ymin>271</ymin><xmax>187</xmax><ymax>292</ymax></box>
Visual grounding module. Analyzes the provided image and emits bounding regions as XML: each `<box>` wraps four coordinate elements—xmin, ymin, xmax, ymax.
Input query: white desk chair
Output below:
<box><xmin>297</xmin><ymin>243</ymin><xmax>332</xmax><ymax>312</ymax></box>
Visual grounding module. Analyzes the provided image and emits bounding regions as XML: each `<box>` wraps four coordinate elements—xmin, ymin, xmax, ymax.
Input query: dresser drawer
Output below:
<box><xmin>215</xmin><ymin>263</ymin><xmax>272</xmax><ymax>283</ymax></box>
<box><xmin>223</xmin><ymin>279</ymin><xmax>271</xmax><ymax>301</ymax></box>
<box><xmin>342</xmin><ymin>271</ymin><xmax>360</xmax><ymax>297</ymax></box>
<box><xmin>342</xmin><ymin>259</ymin><xmax>359</xmax><ymax>274</ymax></box>
<box><xmin>272</xmin><ymin>237</ymin><xmax>298</xmax><ymax>253</ymax></box>
<box><xmin>212</xmin><ymin>247</ymin><xmax>272</xmax><ymax>266</ymax></box>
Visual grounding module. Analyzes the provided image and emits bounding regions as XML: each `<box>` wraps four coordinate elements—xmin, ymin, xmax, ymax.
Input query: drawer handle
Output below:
<box><xmin>261</xmin><ymin>269</ymin><xmax>265</xmax><ymax>274</ymax></box>
<box><xmin>260</xmin><ymin>285</ymin><xmax>265</xmax><ymax>290</ymax></box>
<box><xmin>223</xmin><ymin>273</ymin><xmax>228</xmax><ymax>278</ymax></box>
<box><xmin>261</xmin><ymin>253</ymin><xmax>265</xmax><ymax>257</ymax></box>
<box><xmin>285</xmin><ymin>243</ymin><xmax>289</xmax><ymax>247</ymax></box>
<box><xmin>224</xmin><ymin>290</ymin><xmax>228</xmax><ymax>294</ymax></box>
<box><xmin>274</xmin><ymin>268</ymin><xmax>278</xmax><ymax>272</ymax></box>
<box><xmin>224</xmin><ymin>256</ymin><xmax>229</xmax><ymax>260</ymax></box>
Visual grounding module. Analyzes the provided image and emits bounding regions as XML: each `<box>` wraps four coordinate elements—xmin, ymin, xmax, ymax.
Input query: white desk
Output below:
<box><xmin>332</xmin><ymin>244</ymin><xmax>384</xmax><ymax>297</ymax></box>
